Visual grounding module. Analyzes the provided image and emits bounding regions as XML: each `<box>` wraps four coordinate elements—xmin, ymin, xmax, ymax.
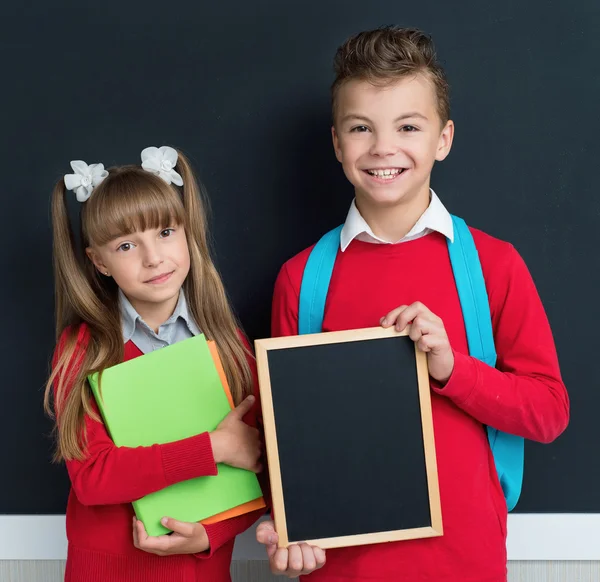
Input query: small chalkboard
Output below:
<box><xmin>255</xmin><ymin>326</ymin><xmax>442</xmax><ymax>550</ymax></box>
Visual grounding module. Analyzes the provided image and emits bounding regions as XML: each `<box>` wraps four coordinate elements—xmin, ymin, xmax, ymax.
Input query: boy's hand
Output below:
<box><xmin>210</xmin><ymin>395</ymin><xmax>262</xmax><ymax>473</ymax></box>
<box><xmin>381</xmin><ymin>302</ymin><xmax>454</xmax><ymax>384</ymax></box>
<box><xmin>256</xmin><ymin>520</ymin><xmax>326</xmax><ymax>578</ymax></box>
<box><xmin>132</xmin><ymin>517</ymin><xmax>209</xmax><ymax>556</ymax></box>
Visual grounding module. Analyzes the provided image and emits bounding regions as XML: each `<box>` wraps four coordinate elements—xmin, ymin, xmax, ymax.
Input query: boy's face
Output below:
<box><xmin>332</xmin><ymin>75</ymin><xmax>454</xmax><ymax>209</ymax></box>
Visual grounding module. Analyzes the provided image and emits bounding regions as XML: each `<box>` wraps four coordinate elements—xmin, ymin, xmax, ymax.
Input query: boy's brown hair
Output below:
<box><xmin>332</xmin><ymin>26</ymin><xmax>450</xmax><ymax>125</ymax></box>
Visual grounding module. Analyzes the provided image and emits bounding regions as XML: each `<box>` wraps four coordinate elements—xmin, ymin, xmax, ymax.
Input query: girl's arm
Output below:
<box><xmin>66</xmin><ymin>404</ymin><xmax>218</xmax><ymax>506</ymax></box>
<box><xmin>53</xmin><ymin>327</ymin><xmax>255</xmax><ymax>507</ymax></box>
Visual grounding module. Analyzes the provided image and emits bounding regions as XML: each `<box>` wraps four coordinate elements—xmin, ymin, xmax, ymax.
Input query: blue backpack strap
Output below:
<box><xmin>446</xmin><ymin>216</ymin><xmax>497</xmax><ymax>368</ymax></box>
<box><xmin>447</xmin><ymin>215</ymin><xmax>524</xmax><ymax>511</ymax></box>
<box><xmin>298</xmin><ymin>225</ymin><xmax>343</xmax><ymax>335</ymax></box>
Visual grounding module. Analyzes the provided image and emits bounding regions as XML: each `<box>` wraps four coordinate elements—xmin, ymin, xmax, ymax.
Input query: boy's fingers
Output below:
<box><xmin>272</xmin><ymin>547</ymin><xmax>290</xmax><ymax>573</ymax></box>
<box><xmin>256</xmin><ymin>520</ymin><xmax>274</xmax><ymax>532</ymax></box>
<box><xmin>313</xmin><ymin>546</ymin><xmax>326</xmax><ymax>567</ymax></box>
<box><xmin>257</xmin><ymin>520</ymin><xmax>280</xmax><ymax>557</ymax></box>
<box><xmin>287</xmin><ymin>544</ymin><xmax>304</xmax><ymax>574</ymax></box>
<box><xmin>395</xmin><ymin>310</ymin><xmax>417</xmax><ymax>332</ymax></box>
<box><xmin>419</xmin><ymin>335</ymin><xmax>447</xmax><ymax>353</ymax></box>
<box><xmin>265</xmin><ymin>542</ymin><xmax>278</xmax><ymax>559</ymax></box>
<box><xmin>299</xmin><ymin>543</ymin><xmax>316</xmax><ymax>572</ymax></box>
<box><xmin>383</xmin><ymin>303</ymin><xmax>426</xmax><ymax>331</ymax></box>
<box><xmin>395</xmin><ymin>302</ymin><xmax>433</xmax><ymax>331</ymax></box>
<box><xmin>409</xmin><ymin>316</ymin><xmax>437</xmax><ymax>339</ymax></box>
<box><xmin>381</xmin><ymin>305</ymin><xmax>408</xmax><ymax>327</ymax></box>
<box><xmin>256</xmin><ymin>521</ymin><xmax>278</xmax><ymax>544</ymax></box>
<box><xmin>418</xmin><ymin>339</ymin><xmax>431</xmax><ymax>352</ymax></box>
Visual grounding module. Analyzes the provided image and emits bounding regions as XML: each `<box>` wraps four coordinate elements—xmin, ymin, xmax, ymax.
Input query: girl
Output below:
<box><xmin>44</xmin><ymin>145</ymin><xmax>266</xmax><ymax>582</ymax></box>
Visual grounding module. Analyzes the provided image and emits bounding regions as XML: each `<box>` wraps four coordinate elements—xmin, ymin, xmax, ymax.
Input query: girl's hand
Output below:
<box><xmin>210</xmin><ymin>395</ymin><xmax>262</xmax><ymax>472</ymax></box>
<box><xmin>132</xmin><ymin>517</ymin><xmax>209</xmax><ymax>556</ymax></box>
<box><xmin>381</xmin><ymin>302</ymin><xmax>455</xmax><ymax>384</ymax></box>
<box><xmin>256</xmin><ymin>520</ymin><xmax>326</xmax><ymax>578</ymax></box>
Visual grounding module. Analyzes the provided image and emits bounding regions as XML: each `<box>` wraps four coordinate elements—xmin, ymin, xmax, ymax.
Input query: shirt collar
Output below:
<box><xmin>118</xmin><ymin>288</ymin><xmax>201</xmax><ymax>343</ymax></box>
<box><xmin>340</xmin><ymin>189</ymin><xmax>454</xmax><ymax>252</ymax></box>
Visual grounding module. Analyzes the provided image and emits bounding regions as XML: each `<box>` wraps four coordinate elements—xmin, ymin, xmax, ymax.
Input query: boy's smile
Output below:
<box><xmin>364</xmin><ymin>166</ymin><xmax>407</xmax><ymax>183</ymax></box>
<box><xmin>332</xmin><ymin>75</ymin><xmax>453</xmax><ymax>215</ymax></box>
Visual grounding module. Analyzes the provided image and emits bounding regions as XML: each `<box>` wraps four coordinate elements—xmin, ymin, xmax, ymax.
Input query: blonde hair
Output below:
<box><xmin>44</xmin><ymin>150</ymin><xmax>253</xmax><ymax>461</ymax></box>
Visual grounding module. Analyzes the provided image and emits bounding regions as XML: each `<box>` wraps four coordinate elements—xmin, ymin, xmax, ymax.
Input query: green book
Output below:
<box><xmin>88</xmin><ymin>334</ymin><xmax>263</xmax><ymax>536</ymax></box>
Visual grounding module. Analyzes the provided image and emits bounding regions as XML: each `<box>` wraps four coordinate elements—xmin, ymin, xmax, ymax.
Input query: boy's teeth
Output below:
<box><xmin>368</xmin><ymin>168</ymin><xmax>402</xmax><ymax>178</ymax></box>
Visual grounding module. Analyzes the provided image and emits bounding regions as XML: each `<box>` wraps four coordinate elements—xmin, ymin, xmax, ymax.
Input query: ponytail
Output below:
<box><xmin>177</xmin><ymin>152</ymin><xmax>254</xmax><ymax>405</ymax></box>
<box><xmin>45</xmin><ymin>179</ymin><xmax>123</xmax><ymax>461</ymax></box>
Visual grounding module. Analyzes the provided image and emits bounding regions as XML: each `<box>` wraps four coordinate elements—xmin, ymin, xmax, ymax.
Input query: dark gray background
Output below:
<box><xmin>1</xmin><ymin>0</ymin><xmax>597</xmax><ymax>513</ymax></box>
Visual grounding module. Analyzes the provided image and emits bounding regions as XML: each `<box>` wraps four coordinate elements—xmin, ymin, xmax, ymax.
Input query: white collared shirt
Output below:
<box><xmin>119</xmin><ymin>289</ymin><xmax>202</xmax><ymax>354</ymax></box>
<box><xmin>340</xmin><ymin>189</ymin><xmax>454</xmax><ymax>252</ymax></box>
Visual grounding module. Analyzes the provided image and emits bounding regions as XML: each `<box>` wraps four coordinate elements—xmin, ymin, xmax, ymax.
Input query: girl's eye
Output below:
<box><xmin>160</xmin><ymin>228</ymin><xmax>175</xmax><ymax>238</ymax></box>
<box><xmin>118</xmin><ymin>242</ymin><xmax>134</xmax><ymax>252</ymax></box>
<box><xmin>350</xmin><ymin>125</ymin><xmax>370</xmax><ymax>133</ymax></box>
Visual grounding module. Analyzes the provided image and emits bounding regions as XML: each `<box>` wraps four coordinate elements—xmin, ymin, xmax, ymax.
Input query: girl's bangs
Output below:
<box><xmin>83</xmin><ymin>169</ymin><xmax>186</xmax><ymax>245</ymax></box>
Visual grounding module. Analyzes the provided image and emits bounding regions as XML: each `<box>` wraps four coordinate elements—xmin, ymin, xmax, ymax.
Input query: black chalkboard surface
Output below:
<box><xmin>255</xmin><ymin>327</ymin><xmax>442</xmax><ymax>549</ymax></box>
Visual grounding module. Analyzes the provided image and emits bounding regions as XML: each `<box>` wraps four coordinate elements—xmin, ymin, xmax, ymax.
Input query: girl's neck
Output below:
<box><xmin>126</xmin><ymin>291</ymin><xmax>181</xmax><ymax>333</ymax></box>
<box><xmin>356</xmin><ymin>184</ymin><xmax>431</xmax><ymax>243</ymax></box>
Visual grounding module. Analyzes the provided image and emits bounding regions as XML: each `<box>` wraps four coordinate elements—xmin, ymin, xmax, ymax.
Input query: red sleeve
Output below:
<box><xmin>271</xmin><ymin>262</ymin><xmax>300</xmax><ymax>338</ymax></box>
<box><xmin>432</xmin><ymin>242</ymin><xmax>570</xmax><ymax>444</ymax></box>
<box><xmin>53</xmin><ymin>327</ymin><xmax>217</xmax><ymax>507</ymax></box>
<box><xmin>196</xmin><ymin>334</ymin><xmax>270</xmax><ymax>558</ymax></box>
<box><xmin>198</xmin><ymin>508</ymin><xmax>266</xmax><ymax>559</ymax></box>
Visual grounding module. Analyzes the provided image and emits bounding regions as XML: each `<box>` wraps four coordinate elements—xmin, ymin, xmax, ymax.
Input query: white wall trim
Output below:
<box><xmin>0</xmin><ymin>514</ymin><xmax>598</xmax><ymax>561</ymax></box>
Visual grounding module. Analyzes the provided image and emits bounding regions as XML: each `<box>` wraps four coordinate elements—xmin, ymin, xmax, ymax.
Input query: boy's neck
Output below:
<box><xmin>355</xmin><ymin>184</ymin><xmax>431</xmax><ymax>243</ymax></box>
<box><xmin>127</xmin><ymin>292</ymin><xmax>180</xmax><ymax>333</ymax></box>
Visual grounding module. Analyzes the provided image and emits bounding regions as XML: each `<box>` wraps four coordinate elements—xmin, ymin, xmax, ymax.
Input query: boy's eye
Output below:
<box><xmin>160</xmin><ymin>228</ymin><xmax>175</xmax><ymax>238</ymax></box>
<box><xmin>400</xmin><ymin>125</ymin><xmax>418</xmax><ymax>132</ymax></box>
<box><xmin>350</xmin><ymin>125</ymin><xmax>370</xmax><ymax>133</ymax></box>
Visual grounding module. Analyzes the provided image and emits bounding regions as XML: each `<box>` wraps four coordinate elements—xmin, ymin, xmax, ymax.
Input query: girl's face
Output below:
<box><xmin>86</xmin><ymin>223</ymin><xmax>190</xmax><ymax>318</ymax></box>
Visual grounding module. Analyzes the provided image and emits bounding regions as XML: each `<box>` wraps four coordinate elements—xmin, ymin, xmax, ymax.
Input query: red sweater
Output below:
<box><xmin>54</xmin><ymin>325</ymin><xmax>266</xmax><ymax>582</ymax></box>
<box><xmin>271</xmin><ymin>229</ymin><xmax>569</xmax><ymax>582</ymax></box>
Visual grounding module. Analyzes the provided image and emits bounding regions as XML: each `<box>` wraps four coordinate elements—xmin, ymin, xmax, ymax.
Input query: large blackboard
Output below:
<box><xmin>1</xmin><ymin>0</ymin><xmax>598</xmax><ymax>518</ymax></box>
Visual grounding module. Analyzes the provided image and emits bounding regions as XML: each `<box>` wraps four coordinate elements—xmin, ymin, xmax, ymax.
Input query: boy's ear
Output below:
<box><xmin>331</xmin><ymin>126</ymin><xmax>343</xmax><ymax>163</ymax></box>
<box><xmin>85</xmin><ymin>247</ymin><xmax>109</xmax><ymax>276</ymax></box>
<box><xmin>435</xmin><ymin>120</ymin><xmax>455</xmax><ymax>162</ymax></box>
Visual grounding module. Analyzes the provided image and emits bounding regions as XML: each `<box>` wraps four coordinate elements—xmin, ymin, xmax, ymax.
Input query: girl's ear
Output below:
<box><xmin>85</xmin><ymin>247</ymin><xmax>110</xmax><ymax>277</ymax></box>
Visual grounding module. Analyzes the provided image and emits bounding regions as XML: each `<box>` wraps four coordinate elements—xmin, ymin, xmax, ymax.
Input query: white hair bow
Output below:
<box><xmin>141</xmin><ymin>146</ymin><xmax>183</xmax><ymax>186</ymax></box>
<box><xmin>64</xmin><ymin>161</ymin><xmax>109</xmax><ymax>202</ymax></box>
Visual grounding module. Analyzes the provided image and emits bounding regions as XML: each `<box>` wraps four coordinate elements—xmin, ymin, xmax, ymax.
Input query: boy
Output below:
<box><xmin>256</xmin><ymin>26</ymin><xmax>569</xmax><ymax>581</ymax></box>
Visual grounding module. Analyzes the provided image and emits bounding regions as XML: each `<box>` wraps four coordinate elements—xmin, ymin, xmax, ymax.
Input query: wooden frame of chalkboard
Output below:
<box><xmin>255</xmin><ymin>326</ymin><xmax>442</xmax><ymax>550</ymax></box>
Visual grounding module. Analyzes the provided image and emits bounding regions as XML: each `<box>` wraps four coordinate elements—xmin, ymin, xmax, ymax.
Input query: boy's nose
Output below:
<box><xmin>369</xmin><ymin>134</ymin><xmax>398</xmax><ymax>157</ymax></box>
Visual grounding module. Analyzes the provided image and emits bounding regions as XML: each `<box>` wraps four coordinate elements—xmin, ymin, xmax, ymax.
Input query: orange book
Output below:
<box><xmin>202</xmin><ymin>341</ymin><xmax>265</xmax><ymax>524</ymax></box>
